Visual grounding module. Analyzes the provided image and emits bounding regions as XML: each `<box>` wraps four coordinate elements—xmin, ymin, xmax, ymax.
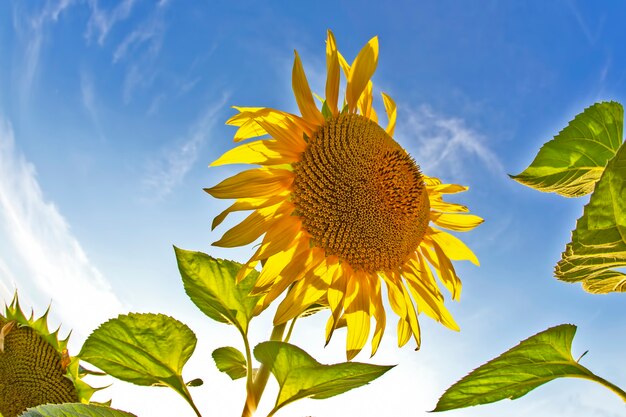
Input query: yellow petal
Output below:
<box><xmin>252</xmin><ymin>241</ymin><xmax>303</xmax><ymax>293</ymax></box>
<box><xmin>344</xmin><ymin>271</ymin><xmax>371</xmax><ymax>360</ymax></box>
<box><xmin>233</xmin><ymin>119</ymin><xmax>268</xmax><ymax>142</ymax></box>
<box><xmin>369</xmin><ymin>274</ymin><xmax>386</xmax><ymax>357</ymax></box>
<box><xmin>420</xmin><ymin>243</ymin><xmax>462</xmax><ymax>301</ymax></box>
<box><xmin>357</xmin><ymin>81</ymin><xmax>374</xmax><ymax>119</ymax></box>
<box><xmin>325</xmin><ymin>30</ymin><xmax>340</xmax><ymax>116</ymax></box>
<box><xmin>212</xmin><ymin>203</ymin><xmax>284</xmax><ymax>248</ymax></box>
<box><xmin>292</xmin><ymin>51</ymin><xmax>325</xmax><ymax>125</ymax></box>
<box><xmin>211</xmin><ymin>193</ymin><xmax>288</xmax><ymax>230</ymax></box>
<box><xmin>380</xmin><ymin>272</ymin><xmax>407</xmax><ymax>317</ymax></box>
<box><xmin>396</xmin><ymin>318</ymin><xmax>411</xmax><ymax>347</ymax></box>
<box><xmin>430</xmin><ymin>212</ymin><xmax>484</xmax><ymax>232</ymax></box>
<box><xmin>274</xmin><ymin>260</ymin><xmax>335</xmax><ymax>324</ymax></box>
<box><xmin>381</xmin><ymin>92</ymin><xmax>397</xmax><ymax>137</ymax></box>
<box><xmin>226</xmin><ymin>107</ymin><xmax>265</xmax><ymax>126</ymax></box>
<box><xmin>403</xmin><ymin>270</ymin><xmax>459</xmax><ymax>331</ymax></box>
<box><xmin>268</xmin><ymin>248</ymin><xmax>325</xmax><ymax>320</ymax></box>
<box><xmin>346</xmin><ymin>36</ymin><xmax>378</xmax><ymax>112</ymax></box>
<box><xmin>401</xmin><ymin>283</ymin><xmax>421</xmax><ymax>348</ymax></box>
<box><xmin>211</xmin><ymin>140</ymin><xmax>295</xmax><ymax>167</ymax></box>
<box><xmin>325</xmin><ymin>262</ymin><xmax>349</xmax><ymax>345</ymax></box>
<box><xmin>427</xmin><ymin>227</ymin><xmax>479</xmax><ymax>266</ymax></box>
<box><xmin>337</xmin><ymin>51</ymin><xmax>350</xmax><ymax>77</ymax></box>
<box><xmin>429</xmin><ymin>200</ymin><xmax>469</xmax><ymax>213</ymax></box>
<box><xmin>427</xmin><ymin>183</ymin><xmax>468</xmax><ymax>195</ymax></box>
<box><xmin>205</xmin><ymin>168</ymin><xmax>294</xmax><ymax>199</ymax></box>
<box><xmin>252</xmin><ymin>216</ymin><xmax>302</xmax><ymax>261</ymax></box>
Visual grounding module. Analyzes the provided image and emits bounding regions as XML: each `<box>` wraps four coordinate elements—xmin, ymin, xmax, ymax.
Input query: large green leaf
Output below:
<box><xmin>20</xmin><ymin>404</ymin><xmax>136</xmax><ymax>417</ymax></box>
<box><xmin>555</xmin><ymin>140</ymin><xmax>626</xmax><ymax>293</ymax></box>
<box><xmin>79</xmin><ymin>313</ymin><xmax>197</xmax><ymax>401</ymax></box>
<box><xmin>254</xmin><ymin>341</ymin><xmax>393</xmax><ymax>415</ymax></box>
<box><xmin>212</xmin><ymin>346</ymin><xmax>248</xmax><ymax>380</ymax></box>
<box><xmin>511</xmin><ymin>101</ymin><xmax>623</xmax><ymax>197</ymax></box>
<box><xmin>174</xmin><ymin>247</ymin><xmax>261</xmax><ymax>335</ymax></box>
<box><xmin>434</xmin><ymin>324</ymin><xmax>605</xmax><ymax>411</ymax></box>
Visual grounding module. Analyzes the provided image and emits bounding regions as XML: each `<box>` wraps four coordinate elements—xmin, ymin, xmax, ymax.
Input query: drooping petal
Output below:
<box><xmin>427</xmin><ymin>183</ymin><xmax>468</xmax><ymax>195</ymax></box>
<box><xmin>212</xmin><ymin>193</ymin><xmax>289</xmax><ymax>230</ymax></box>
<box><xmin>346</xmin><ymin>36</ymin><xmax>379</xmax><ymax>112</ymax></box>
<box><xmin>403</xmin><ymin>268</ymin><xmax>459</xmax><ymax>331</ymax></box>
<box><xmin>427</xmin><ymin>227</ymin><xmax>479</xmax><ymax>266</ymax></box>
<box><xmin>420</xmin><ymin>243</ymin><xmax>462</xmax><ymax>301</ymax></box>
<box><xmin>344</xmin><ymin>271</ymin><xmax>371</xmax><ymax>360</ymax></box>
<box><xmin>274</xmin><ymin>259</ymin><xmax>336</xmax><ymax>324</ymax></box>
<box><xmin>381</xmin><ymin>92</ymin><xmax>397</xmax><ymax>137</ymax></box>
<box><xmin>292</xmin><ymin>51</ymin><xmax>325</xmax><ymax>125</ymax></box>
<box><xmin>369</xmin><ymin>274</ymin><xmax>386</xmax><ymax>357</ymax></box>
<box><xmin>325</xmin><ymin>30</ymin><xmax>340</xmax><ymax>116</ymax></box>
<box><xmin>252</xmin><ymin>216</ymin><xmax>302</xmax><ymax>261</ymax></box>
<box><xmin>212</xmin><ymin>203</ymin><xmax>285</xmax><ymax>247</ymax></box>
<box><xmin>205</xmin><ymin>168</ymin><xmax>294</xmax><ymax>199</ymax></box>
<box><xmin>233</xmin><ymin>119</ymin><xmax>268</xmax><ymax>142</ymax></box>
<box><xmin>430</xmin><ymin>212</ymin><xmax>484</xmax><ymax>232</ymax></box>
<box><xmin>325</xmin><ymin>262</ymin><xmax>350</xmax><ymax>345</ymax></box>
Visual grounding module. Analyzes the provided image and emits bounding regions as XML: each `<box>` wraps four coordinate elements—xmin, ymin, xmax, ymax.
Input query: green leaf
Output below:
<box><xmin>254</xmin><ymin>341</ymin><xmax>393</xmax><ymax>415</ymax></box>
<box><xmin>20</xmin><ymin>403</ymin><xmax>137</xmax><ymax>417</ymax></box>
<box><xmin>174</xmin><ymin>247</ymin><xmax>261</xmax><ymax>335</ymax></box>
<box><xmin>79</xmin><ymin>313</ymin><xmax>197</xmax><ymax>401</ymax></box>
<box><xmin>511</xmin><ymin>101</ymin><xmax>623</xmax><ymax>197</ymax></box>
<box><xmin>212</xmin><ymin>346</ymin><xmax>248</xmax><ymax>380</ymax></box>
<box><xmin>434</xmin><ymin>324</ymin><xmax>599</xmax><ymax>411</ymax></box>
<box><xmin>556</xmin><ymin>140</ymin><xmax>626</xmax><ymax>293</ymax></box>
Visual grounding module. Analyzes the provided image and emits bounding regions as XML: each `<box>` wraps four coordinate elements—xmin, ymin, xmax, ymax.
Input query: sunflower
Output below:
<box><xmin>206</xmin><ymin>30</ymin><xmax>482</xmax><ymax>360</ymax></box>
<box><xmin>0</xmin><ymin>294</ymin><xmax>99</xmax><ymax>417</ymax></box>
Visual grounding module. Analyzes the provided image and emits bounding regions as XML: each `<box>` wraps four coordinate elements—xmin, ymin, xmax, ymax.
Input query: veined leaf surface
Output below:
<box><xmin>20</xmin><ymin>404</ymin><xmax>136</xmax><ymax>417</ymax></box>
<box><xmin>174</xmin><ymin>247</ymin><xmax>261</xmax><ymax>335</ymax></box>
<box><xmin>511</xmin><ymin>102</ymin><xmax>623</xmax><ymax>197</ymax></box>
<box><xmin>435</xmin><ymin>325</ymin><xmax>608</xmax><ymax>411</ymax></box>
<box><xmin>556</xmin><ymin>140</ymin><xmax>626</xmax><ymax>293</ymax></box>
<box><xmin>254</xmin><ymin>341</ymin><xmax>393</xmax><ymax>415</ymax></box>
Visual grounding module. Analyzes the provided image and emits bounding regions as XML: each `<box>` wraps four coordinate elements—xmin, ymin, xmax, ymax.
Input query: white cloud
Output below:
<box><xmin>85</xmin><ymin>0</ymin><xmax>136</xmax><ymax>45</ymax></box>
<box><xmin>0</xmin><ymin>118</ymin><xmax>124</xmax><ymax>341</ymax></box>
<box><xmin>397</xmin><ymin>104</ymin><xmax>504</xmax><ymax>179</ymax></box>
<box><xmin>142</xmin><ymin>95</ymin><xmax>229</xmax><ymax>200</ymax></box>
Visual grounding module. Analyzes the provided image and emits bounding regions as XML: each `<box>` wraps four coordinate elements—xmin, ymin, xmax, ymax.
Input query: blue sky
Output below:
<box><xmin>0</xmin><ymin>1</ymin><xmax>625</xmax><ymax>416</ymax></box>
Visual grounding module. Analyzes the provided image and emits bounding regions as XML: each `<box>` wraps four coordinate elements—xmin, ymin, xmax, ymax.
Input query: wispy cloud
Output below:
<box><xmin>0</xmin><ymin>118</ymin><xmax>124</xmax><ymax>339</ymax></box>
<box><xmin>12</xmin><ymin>0</ymin><xmax>75</xmax><ymax>100</ymax></box>
<box><xmin>397</xmin><ymin>104</ymin><xmax>504</xmax><ymax>179</ymax></box>
<box><xmin>567</xmin><ymin>0</ymin><xmax>606</xmax><ymax>46</ymax></box>
<box><xmin>85</xmin><ymin>0</ymin><xmax>136</xmax><ymax>45</ymax></box>
<box><xmin>80</xmin><ymin>70</ymin><xmax>106</xmax><ymax>141</ymax></box>
<box><xmin>111</xmin><ymin>3</ymin><xmax>168</xmax><ymax>104</ymax></box>
<box><xmin>142</xmin><ymin>94</ymin><xmax>229</xmax><ymax>200</ymax></box>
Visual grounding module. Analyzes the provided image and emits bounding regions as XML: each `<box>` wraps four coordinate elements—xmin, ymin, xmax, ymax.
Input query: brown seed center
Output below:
<box><xmin>292</xmin><ymin>113</ymin><xmax>430</xmax><ymax>272</ymax></box>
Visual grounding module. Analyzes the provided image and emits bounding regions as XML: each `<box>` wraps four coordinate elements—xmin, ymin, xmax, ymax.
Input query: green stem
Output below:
<box><xmin>179</xmin><ymin>381</ymin><xmax>204</xmax><ymax>417</ymax></box>
<box><xmin>584</xmin><ymin>372</ymin><xmax>626</xmax><ymax>403</ymax></box>
<box><xmin>283</xmin><ymin>317</ymin><xmax>298</xmax><ymax>343</ymax></box>
<box><xmin>243</xmin><ymin>333</ymin><xmax>254</xmax><ymax>391</ymax></box>
<box><xmin>240</xmin><ymin>323</ymin><xmax>287</xmax><ymax>417</ymax></box>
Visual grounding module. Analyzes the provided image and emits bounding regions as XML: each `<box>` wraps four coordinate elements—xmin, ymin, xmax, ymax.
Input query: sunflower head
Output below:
<box><xmin>0</xmin><ymin>294</ymin><xmax>99</xmax><ymax>417</ymax></box>
<box><xmin>207</xmin><ymin>30</ymin><xmax>482</xmax><ymax>359</ymax></box>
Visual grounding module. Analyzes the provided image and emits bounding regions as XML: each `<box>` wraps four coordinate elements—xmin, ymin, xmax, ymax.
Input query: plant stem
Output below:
<box><xmin>584</xmin><ymin>373</ymin><xmax>626</xmax><ymax>403</ymax></box>
<box><xmin>283</xmin><ymin>317</ymin><xmax>298</xmax><ymax>343</ymax></box>
<box><xmin>179</xmin><ymin>381</ymin><xmax>204</xmax><ymax>417</ymax></box>
<box><xmin>240</xmin><ymin>322</ymin><xmax>287</xmax><ymax>417</ymax></box>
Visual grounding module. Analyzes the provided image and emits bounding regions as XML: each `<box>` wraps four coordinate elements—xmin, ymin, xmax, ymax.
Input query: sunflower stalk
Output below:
<box><xmin>241</xmin><ymin>322</ymin><xmax>287</xmax><ymax>417</ymax></box>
